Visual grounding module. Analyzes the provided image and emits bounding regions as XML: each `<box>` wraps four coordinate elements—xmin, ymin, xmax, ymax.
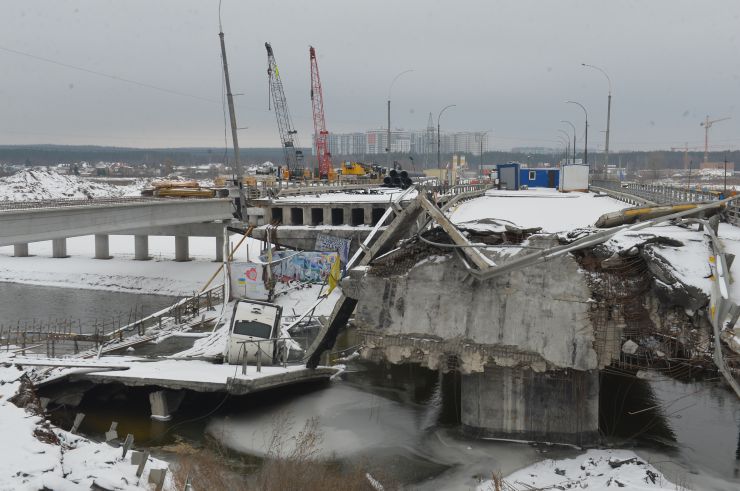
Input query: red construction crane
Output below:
<box><xmin>309</xmin><ymin>46</ymin><xmax>333</xmax><ymax>179</ymax></box>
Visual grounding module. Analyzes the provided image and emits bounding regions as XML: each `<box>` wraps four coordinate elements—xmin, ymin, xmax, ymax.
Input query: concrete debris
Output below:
<box><xmin>622</xmin><ymin>339</ymin><xmax>639</xmax><ymax>355</ymax></box>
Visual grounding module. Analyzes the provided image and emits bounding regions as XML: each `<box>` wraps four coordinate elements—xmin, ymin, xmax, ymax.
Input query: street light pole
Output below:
<box><xmin>560</xmin><ymin>120</ymin><xmax>576</xmax><ymax>164</ymax></box>
<box><xmin>437</xmin><ymin>104</ymin><xmax>456</xmax><ymax>185</ymax></box>
<box><xmin>582</xmin><ymin>63</ymin><xmax>612</xmax><ymax>173</ymax></box>
<box><xmin>566</xmin><ymin>101</ymin><xmax>589</xmax><ymax>171</ymax></box>
<box><xmin>387</xmin><ymin>70</ymin><xmax>414</xmax><ymax>170</ymax></box>
<box><xmin>557</xmin><ymin>129</ymin><xmax>571</xmax><ymax>165</ymax></box>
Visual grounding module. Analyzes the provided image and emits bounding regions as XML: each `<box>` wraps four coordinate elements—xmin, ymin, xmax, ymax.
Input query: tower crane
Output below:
<box><xmin>309</xmin><ymin>46</ymin><xmax>333</xmax><ymax>180</ymax></box>
<box><xmin>265</xmin><ymin>42</ymin><xmax>306</xmax><ymax>180</ymax></box>
<box><xmin>700</xmin><ymin>115</ymin><xmax>731</xmax><ymax>163</ymax></box>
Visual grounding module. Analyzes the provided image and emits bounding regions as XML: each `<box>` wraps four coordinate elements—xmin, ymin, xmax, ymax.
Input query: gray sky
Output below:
<box><xmin>1</xmin><ymin>0</ymin><xmax>739</xmax><ymax>151</ymax></box>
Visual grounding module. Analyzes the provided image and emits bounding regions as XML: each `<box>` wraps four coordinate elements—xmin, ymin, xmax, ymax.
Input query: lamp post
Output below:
<box><xmin>557</xmin><ymin>130</ymin><xmax>571</xmax><ymax>164</ymax></box>
<box><xmin>387</xmin><ymin>70</ymin><xmax>414</xmax><ymax>170</ymax></box>
<box><xmin>560</xmin><ymin>120</ymin><xmax>576</xmax><ymax>164</ymax></box>
<box><xmin>565</xmin><ymin>101</ymin><xmax>588</xmax><ymax>171</ymax></box>
<box><xmin>582</xmin><ymin>63</ymin><xmax>612</xmax><ymax>173</ymax></box>
<box><xmin>437</xmin><ymin>104</ymin><xmax>456</xmax><ymax>185</ymax></box>
<box><xmin>557</xmin><ymin>137</ymin><xmax>570</xmax><ymax>166</ymax></box>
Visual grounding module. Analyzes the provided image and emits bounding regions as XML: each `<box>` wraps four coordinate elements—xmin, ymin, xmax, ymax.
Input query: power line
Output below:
<box><xmin>0</xmin><ymin>44</ymin><xmax>218</xmax><ymax>104</ymax></box>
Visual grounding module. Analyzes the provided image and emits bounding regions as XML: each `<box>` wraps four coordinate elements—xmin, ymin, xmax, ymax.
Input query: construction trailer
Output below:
<box><xmin>559</xmin><ymin>164</ymin><xmax>590</xmax><ymax>192</ymax></box>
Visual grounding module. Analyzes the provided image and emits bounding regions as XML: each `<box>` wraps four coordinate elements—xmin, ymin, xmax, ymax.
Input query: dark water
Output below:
<box><xmin>3</xmin><ymin>282</ymin><xmax>740</xmax><ymax>489</ymax></box>
<box><xmin>0</xmin><ymin>282</ymin><xmax>179</xmax><ymax>332</ymax></box>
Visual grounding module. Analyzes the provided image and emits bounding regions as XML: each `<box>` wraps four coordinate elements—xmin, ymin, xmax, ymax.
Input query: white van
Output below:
<box><xmin>226</xmin><ymin>300</ymin><xmax>283</xmax><ymax>366</ymax></box>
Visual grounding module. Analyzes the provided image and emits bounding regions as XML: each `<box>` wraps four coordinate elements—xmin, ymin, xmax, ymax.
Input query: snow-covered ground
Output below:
<box><xmin>0</xmin><ymin>169</ymin><xmax>144</xmax><ymax>201</ymax></box>
<box><xmin>0</xmin><ymin>362</ymin><xmax>173</xmax><ymax>490</ymax></box>
<box><xmin>478</xmin><ymin>449</ymin><xmax>677</xmax><ymax>490</ymax></box>
<box><xmin>449</xmin><ymin>189</ymin><xmax>628</xmax><ymax>232</ymax></box>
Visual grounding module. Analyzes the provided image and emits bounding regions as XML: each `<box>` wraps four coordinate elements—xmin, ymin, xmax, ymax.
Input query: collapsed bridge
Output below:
<box><xmin>308</xmin><ymin>186</ymin><xmax>740</xmax><ymax>446</ymax></box>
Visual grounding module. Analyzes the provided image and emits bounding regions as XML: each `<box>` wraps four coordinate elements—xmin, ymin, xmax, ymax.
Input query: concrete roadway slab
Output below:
<box><xmin>69</xmin><ymin>357</ymin><xmax>338</xmax><ymax>395</ymax></box>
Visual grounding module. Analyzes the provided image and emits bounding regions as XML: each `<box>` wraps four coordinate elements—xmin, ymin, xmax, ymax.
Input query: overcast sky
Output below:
<box><xmin>1</xmin><ymin>0</ymin><xmax>739</xmax><ymax>151</ymax></box>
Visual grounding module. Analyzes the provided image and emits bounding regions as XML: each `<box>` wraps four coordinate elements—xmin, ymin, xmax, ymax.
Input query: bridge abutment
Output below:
<box><xmin>174</xmin><ymin>236</ymin><xmax>190</xmax><ymax>262</ymax></box>
<box><xmin>13</xmin><ymin>243</ymin><xmax>29</xmax><ymax>257</ymax></box>
<box><xmin>52</xmin><ymin>238</ymin><xmax>68</xmax><ymax>258</ymax></box>
<box><xmin>460</xmin><ymin>366</ymin><xmax>600</xmax><ymax>446</ymax></box>
<box><xmin>94</xmin><ymin>234</ymin><xmax>112</xmax><ymax>259</ymax></box>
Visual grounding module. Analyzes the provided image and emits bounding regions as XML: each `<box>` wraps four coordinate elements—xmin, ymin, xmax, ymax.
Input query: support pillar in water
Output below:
<box><xmin>52</xmin><ymin>238</ymin><xmax>68</xmax><ymax>258</ymax></box>
<box><xmin>148</xmin><ymin>390</ymin><xmax>184</xmax><ymax>421</ymax></box>
<box><xmin>13</xmin><ymin>243</ymin><xmax>29</xmax><ymax>257</ymax></box>
<box><xmin>174</xmin><ymin>236</ymin><xmax>190</xmax><ymax>262</ymax></box>
<box><xmin>460</xmin><ymin>366</ymin><xmax>600</xmax><ymax>446</ymax></box>
<box><xmin>94</xmin><ymin>234</ymin><xmax>111</xmax><ymax>259</ymax></box>
<box><xmin>215</xmin><ymin>234</ymin><xmax>224</xmax><ymax>262</ymax></box>
<box><xmin>134</xmin><ymin>235</ymin><xmax>150</xmax><ymax>260</ymax></box>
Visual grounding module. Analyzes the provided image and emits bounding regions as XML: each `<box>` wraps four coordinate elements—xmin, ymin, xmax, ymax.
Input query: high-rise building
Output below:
<box><xmin>327</xmin><ymin>127</ymin><xmax>487</xmax><ymax>159</ymax></box>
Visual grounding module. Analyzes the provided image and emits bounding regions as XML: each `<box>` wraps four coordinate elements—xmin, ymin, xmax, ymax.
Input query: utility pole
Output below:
<box><xmin>724</xmin><ymin>153</ymin><xmax>728</xmax><ymax>196</ymax></box>
<box><xmin>218</xmin><ymin>30</ymin><xmax>246</xmax><ymax>221</ymax></box>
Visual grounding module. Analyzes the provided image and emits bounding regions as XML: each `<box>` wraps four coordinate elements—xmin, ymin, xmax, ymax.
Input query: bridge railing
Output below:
<box><xmin>591</xmin><ymin>179</ymin><xmax>740</xmax><ymax>226</ymax></box>
<box><xmin>106</xmin><ymin>283</ymin><xmax>226</xmax><ymax>341</ymax></box>
<box><xmin>0</xmin><ymin>196</ymin><xmax>176</xmax><ymax>212</ymax></box>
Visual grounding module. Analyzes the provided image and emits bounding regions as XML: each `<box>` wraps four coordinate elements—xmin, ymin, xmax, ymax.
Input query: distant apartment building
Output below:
<box><xmin>326</xmin><ymin>129</ymin><xmax>487</xmax><ymax>157</ymax></box>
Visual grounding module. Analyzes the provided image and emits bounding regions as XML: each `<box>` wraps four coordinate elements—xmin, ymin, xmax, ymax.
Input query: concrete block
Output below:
<box><xmin>13</xmin><ymin>243</ymin><xmax>29</xmax><ymax>257</ymax></box>
<box><xmin>105</xmin><ymin>421</ymin><xmax>118</xmax><ymax>442</ymax></box>
<box><xmin>148</xmin><ymin>468</ymin><xmax>168</xmax><ymax>491</ymax></box>
<box><xmin>70</xmin><ymin>412</ymin><xmax>85</xmax><ymax>434</ymax></box>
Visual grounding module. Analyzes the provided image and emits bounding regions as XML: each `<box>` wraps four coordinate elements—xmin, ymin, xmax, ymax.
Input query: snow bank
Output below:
<box><xmin>0</xmin><ymin>362</ymin><xmax>172</xmax><ymax>490</ymax></box>
<box><xmin>449</xmin><ymin>189</ymin><xmax>628</xmax><ymax>232</ymax></box>
<box><xmin>0</xmin><ymin>169</ymin><xmax>143</xmax><ymax>201</ymax></box>
<box><xmin>479</xmin><ymin>449</ymin><xmax>677</xmax><ymax>491</ymax></box>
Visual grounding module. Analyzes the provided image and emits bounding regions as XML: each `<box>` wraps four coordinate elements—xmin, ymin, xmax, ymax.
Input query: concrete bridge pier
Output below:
<box><xmin>148</xmin><ymin>390</ymin><xmax>185</xmax><ymax>421</ymax></box>
<box><xmin>460</xmin><ymin>366</ymin><xmax>600</xmax><ymax>446</ymax></box>
<box><xmin>52</xmin><ymin>238</ymin><xmax>68</xmax><ymax>258</ymax></box>
<box><xmin>175</xmin><ymin>236</ymin><xmax>190</xmax><ymax>262</ymax></box>
<box><xmin>94</xmin><ymin>234</ymin><xmax>112</xmax><ymax>259</ymax></box>
<box><xmin>215</xmin><ymin>234</ymin><xmax>224</xmax><ymax>262</ymax></box>
<box><xmin>134</xmin><ymin>235</ymin><xmax>150</xmax><ymax>260</ymax></box>
<box><xmin>13</xmin><ymin>243</ymin><xmax>29</xmax><ymax>257</ymax></box>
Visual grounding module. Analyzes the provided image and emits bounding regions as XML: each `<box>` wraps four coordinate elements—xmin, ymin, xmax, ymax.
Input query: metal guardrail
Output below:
<box><xmin>592</xmin><ymin>179</ymin><xmax>740</xmax><ymax>226</ymax></box>
<box><xmin>591</xmin><ymin>179</ymin><xmax>718</xmax><ymax>204</ymax></box>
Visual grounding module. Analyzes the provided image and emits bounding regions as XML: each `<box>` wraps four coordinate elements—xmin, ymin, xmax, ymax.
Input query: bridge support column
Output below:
<box><xmin>148</xmin><ymin>390</ymin><xmax>184</xmax><ymax>421</ymax></box>
<box><xmin>175</xmin><ymin>236</ymin><xmax>190</xmax><ymax>262</ymax></box>
<box><xmin>322</xmin><ymin>207</ymin><xmax>332</xmax><ymax>225</ymax></box>
<box><xmin>134</xmin><ymin>235</ymin><xmax>150</xmax><ymax>260</ymax></box>
<box><xmin>52</xmin><ymin>238</ymin><xmax>68</xmax><ymax>258</ymax></box>
<box><xmin>460</xmin><ymin>366</ymin><xmax>600</xmax><ymax>446</ymax></box>
<box><xmin>363</xmin><ymin>206</ymin><xmax>373</xmax><ymax>226</ymax></box>
<box><xmin>13</xmin><ymin>243</ymin><xmax>29</xmax><ymax>257</ymax></box>
<box><xmin>94</xmin><ymin>234</ymin><xmax>112</xmax><ymax>259</ymax></box>
<box><xmin>215</xmin><ymin>234</ymin><xmax>224</xmax><ymax>262</ymax></box>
